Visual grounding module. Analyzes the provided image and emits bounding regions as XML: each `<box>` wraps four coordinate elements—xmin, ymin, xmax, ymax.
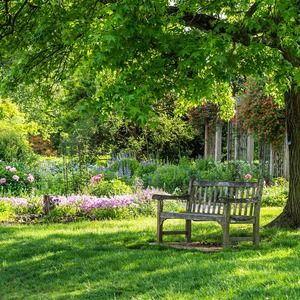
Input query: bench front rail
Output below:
<box><xmin>153</xmin><ymin>180</ymin><xmax>263</xmax><ymax>247</ymax></box>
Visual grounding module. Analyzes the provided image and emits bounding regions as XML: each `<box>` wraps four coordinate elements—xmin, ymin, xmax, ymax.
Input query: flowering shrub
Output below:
<box><xmin>0</xmin><ymin>162</ymin><xmax>36</xmax><ymax>195</ymax></box>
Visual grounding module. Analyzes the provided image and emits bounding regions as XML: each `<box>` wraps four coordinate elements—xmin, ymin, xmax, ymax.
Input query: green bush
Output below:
<box><xmin>144</xmin><ymin>164</ymin><xmax>194</xmax><ymax>194</ymax></box>
<box><xmin>46</xmin><ymin>205</ymin><xmax>79</xmax><ymax>221</ymax></box>
<box><xmin>89</xmin><ymin>179</ymin><xmax>132</xmax><ymax>197</ymax></box>
<box><xmin>0</xmin><ymin>200</ymin><xmax>13</xmax><ymax>221</ymax></box>
<box><xmin>0</xmin><ymin>99</ymin><xmax>37</xmax><ymax>163</ymax></box>
<box><xmin>197</xmin><ymin>160</ymin><xmax>262</xmax><ymax>182</ymax></box>
<box><xmin>136</xmin><ymin>161</ymin><xmax>158</xmax><ymax>179</ymax></box>
<box><xmin>262</xmin><ymin>177</ymin><xmax>288</xmax><ymax>207</ymax></box>
<box><xmin>0</xmin><ymin>121</ymin><xmax>35</xmax><ymax>163</ymax></box>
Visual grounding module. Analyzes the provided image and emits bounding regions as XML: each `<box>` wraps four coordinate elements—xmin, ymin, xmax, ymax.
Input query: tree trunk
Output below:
<box><xmin>267</xmin><ymin>85</ymin><xmax>300</xmax><ymax>228</ymax></box>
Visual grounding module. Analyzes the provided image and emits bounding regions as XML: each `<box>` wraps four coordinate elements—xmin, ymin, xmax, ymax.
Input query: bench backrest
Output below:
<box><xmin>187</xmin><ymin>180</ymin><xmax>263</xmax><ymax>217</ymax></box>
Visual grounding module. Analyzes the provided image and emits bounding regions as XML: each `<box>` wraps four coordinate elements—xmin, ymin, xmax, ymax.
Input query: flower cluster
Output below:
<box><xmin>6</xmin><ymin>166</ymin><xmax>17</xmax><ymax>172</ymax></box>
<box><xmin>0</xmin><ymin>197</ymin><xmax>28</xmax><ymax>207</ymax></box>
<box><xmin>0</xmin><ymin>164</ymin><xmax>35</xmax><ymax>185</ymax></box>
<box><xmin>90</xmin><ymin>173</ymin><xmax>104</xmax><ymax>184</ymax></box>
<box><xmin>49</xmin><ymin>188</ymin><xmax>162</xmax><ymax>213</ymax></box>
<box><xmin>244</xmin><ymin>173</ymin><xmax>253</xmax><ymax>180</ymax></box>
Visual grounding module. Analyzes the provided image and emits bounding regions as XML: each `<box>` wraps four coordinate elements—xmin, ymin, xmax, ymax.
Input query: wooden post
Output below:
<box><xmin>226</xmin><ymin>121</ymin><xmax>232</xmax><ymax>161</ymax></box>
<box><xmin>222</xmin><ymin>203</ymin><xmax>231</xmax><ymax>248</ymax></box>
<box><xmin>269</xmin><ymin>144</ymin><xmax>274</xmax><ymax>177</ymax></box>
<box><xmin>283</xmin><ymin>128</ymin><xmax>289</xmax><ymax>179</ymax></box>
<box><xmin>204</xmin><ymin>121</ymin><xmax>209</xmax><ymax>159</ymax></box>
<box><xmin>43</xmin><ymin>195</ymin><xmax>51</xmax><ymax>215</ymax></box>
<box><xmin>247</xmin><ymin>133</ymin><xmax>254</xmax><ymax>163</ymax></box>
<box><xmin>157</xmin><ymin>200</ymin><xmax>163</xmax><ymax>243</ymax></box>
<box><xmin>185</xmin><ymin>220</ymin><xmax>192</xmax><ymax>243</ymax></box>
<box><xmin>234</xmin><ymin>127</ymin><xmax>238</xmax><ymax>161</ymax></box>
<box><xmin>215</xmin><ymin>121</ymin><xmax>222</xmax><ymax>161</ymax></box>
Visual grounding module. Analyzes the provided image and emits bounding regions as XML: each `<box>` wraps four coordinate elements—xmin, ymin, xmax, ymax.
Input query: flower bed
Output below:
<box><xmin>0</xmin><ymin>188</ymin><xmax>166</xmax><ymax>222</ymax></box>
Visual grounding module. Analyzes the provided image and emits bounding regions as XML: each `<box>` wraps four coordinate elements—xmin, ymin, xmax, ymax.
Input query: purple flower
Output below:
<box><xmin>0</xmin><ymin>178</ymin><xmax>6</xmax><ymax>184</ymax></box>
<box><xmin>0</xmin><ymin>197</ymin><xmax>28</xmax><ymax>207</ymax></box>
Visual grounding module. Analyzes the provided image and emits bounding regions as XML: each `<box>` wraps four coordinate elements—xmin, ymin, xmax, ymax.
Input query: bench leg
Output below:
<box><xmin>157</xmin><ymin>218</ymin><xmax>164</xmax><ymax>243</ymax></box>
<box><xmin>185</xmin><ymin>220</ymin><xmax>192</xmax><ymax>243</ymax></box>
<box><xmin>253</xmin><ymin>218</ymin><xmax>260</xmax><ymax>246</ymax></box>
<box><xmin>222</xmin><ymin>221</ymin><xmax>230</xmax><ymax>248</ymax></box>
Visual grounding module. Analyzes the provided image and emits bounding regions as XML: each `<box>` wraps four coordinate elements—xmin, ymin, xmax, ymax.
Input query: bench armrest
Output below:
<box><xmin>152</xmin><ymin>194</ymin><xmax>190</xmax><ymax>201</ymax></box>
<box><xmin>218</xmin><ymin>197</ymin><xmax>259</xmax><ymax>204</ymax></box>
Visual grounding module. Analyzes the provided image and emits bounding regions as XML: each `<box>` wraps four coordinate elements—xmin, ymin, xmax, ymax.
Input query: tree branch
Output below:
<box><xmin>168</xmin><ymin>5</ymin><xmax>300</xmax><ymax>67</ymax></box>
<box><xmin>0</xmin><ymin>0</ymin><xmax>29</xmax><ymax>40</ymax></box>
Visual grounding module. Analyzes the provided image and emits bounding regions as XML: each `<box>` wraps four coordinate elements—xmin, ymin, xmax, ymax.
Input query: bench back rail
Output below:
<box><xmin>187</xmin><ymin>180</ymin><xmax>262</xmax><ymax>218</ymax></box>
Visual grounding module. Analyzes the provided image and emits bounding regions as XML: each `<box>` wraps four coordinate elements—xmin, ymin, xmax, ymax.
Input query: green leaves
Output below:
<box><xmin>0</xmin><ymin>0</ymin><xmax>299</xmax><ymax>124</ymax></box>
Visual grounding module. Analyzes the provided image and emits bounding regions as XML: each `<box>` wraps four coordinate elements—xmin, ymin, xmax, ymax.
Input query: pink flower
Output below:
<box><xmin>12</xmin><ymin>175</ymin><xmax>19</xmax><ymax>181</ymax></box>
<box><xmin>244</xmin><ymin>174</ymin><xmax>252</xmax><ymax>180</ymax></box>
<box><xmin>27</xmin><ymin>174</ymin><xmax>34</xmax><ymax>183</ymax></box>
<box><xmin>9</xmin><ymin>167</ymin><xmax>17</xmax><ymax>172</ymax></box>
<box><xmin>0</xmin><ymin>178</ymin><xmax>6</xmax><ymax>184</ymax></box>
<box><xmin>90</xmin><ymin>174</ymin><xmax>104</xmax><ymax>184</ymax></box>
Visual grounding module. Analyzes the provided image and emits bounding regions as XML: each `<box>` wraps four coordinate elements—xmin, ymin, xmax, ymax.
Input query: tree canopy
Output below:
<box><xmin>3</xmin><ymin>0</ymin><xmax>298</xmax><ymax>120</ymax></box>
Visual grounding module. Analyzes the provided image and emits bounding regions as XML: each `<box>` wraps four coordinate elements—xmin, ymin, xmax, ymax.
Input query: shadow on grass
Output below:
<box><xmin>0</xmin><ymin>220</ymin><xmax>300</xmax><ymax>299</ymax></box>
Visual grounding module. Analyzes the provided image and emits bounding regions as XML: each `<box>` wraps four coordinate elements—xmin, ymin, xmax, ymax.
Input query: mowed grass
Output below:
<box><xmin>1</xmin><ymin>208</ymin><xmax>300</xmax><ymax>299</ymax></box>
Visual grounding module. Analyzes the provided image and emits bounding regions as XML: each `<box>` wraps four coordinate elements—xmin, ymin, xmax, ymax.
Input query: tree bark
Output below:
<box><xmin>267</xmin><ymin>84</ymin><xmax>300</xmax><ymax>228</ymax></box>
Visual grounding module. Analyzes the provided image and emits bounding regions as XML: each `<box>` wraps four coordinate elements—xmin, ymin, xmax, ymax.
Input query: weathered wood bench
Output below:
<box><xmin>153</xmin><ymin>180</ymin><xmax>263</xmax><ymax>247</ymax></box>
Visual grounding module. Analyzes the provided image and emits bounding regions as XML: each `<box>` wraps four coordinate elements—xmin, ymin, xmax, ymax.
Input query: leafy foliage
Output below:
<box><xmin>0</xmin><ymin>99</ymin><xmax>37</xmax><ymax>162</ymax></box>
<box><xmin>88</xmin><ymin>179</ymin><xmax>133</xmax><ymax>197</ymax></box>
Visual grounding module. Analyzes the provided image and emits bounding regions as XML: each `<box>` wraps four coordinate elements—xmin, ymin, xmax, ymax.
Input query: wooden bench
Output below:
<box><xmin>152</xmin><ymin>180</ymin><xmax>264</xmax><ymax>247</ymax></box>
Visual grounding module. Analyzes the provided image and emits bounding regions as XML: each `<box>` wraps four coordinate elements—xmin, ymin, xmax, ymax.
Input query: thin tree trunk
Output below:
<box><xmin>267</xmin><ymin>84</ymin><xmax>300</xmax><ymax>228</ymax></box>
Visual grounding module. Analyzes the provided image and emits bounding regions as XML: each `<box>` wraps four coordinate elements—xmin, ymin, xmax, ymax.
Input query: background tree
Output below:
<box><xmin>0</xmin><ymin>0</ymin><xmax>299</xmax><ymax>227</ymax></box>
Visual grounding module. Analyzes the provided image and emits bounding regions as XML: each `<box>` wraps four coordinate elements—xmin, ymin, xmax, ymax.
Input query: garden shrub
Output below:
<box><xmin>136</xmin><ymin>161</ymin><xmax>158</xmax><ymax>177</ymax></box>
<box><xmin>262</xmin><ymin>177</ymin><xmax>288</xmax><ymax>207</ymax></box>
<box><xmin>144</xmin><ymin>164</ymin><xmax>194</xmax><ymax>194</ymax></box>
<box><xmin>89</xmin><ymin>179</ymin><xmax>132</xmax><ymax>197</ymax></box>
<box><xmin>0</xmin><ymin>99</ymin><xmax>37</xmax><ymax>163</ymax></box>
<box><xmin>46</xmin><ymin>205</ymin><xmax>79</xmax><ymax>221</ymax></box>
<box><xmin>0</xmin><ymin>200</ymin><xmax>13</xmax><ymax>221</ymax></box>
<box><xmin>0</xmin><ymin>121</ymin><xmax>34</xmax><ymax>163</ymax></box>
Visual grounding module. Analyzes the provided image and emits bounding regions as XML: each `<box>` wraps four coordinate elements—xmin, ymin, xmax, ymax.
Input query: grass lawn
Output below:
<box><xmin>1</xmin><ymin>207</ymin><xmax>300</xmax><ymax>299</ymax></box>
